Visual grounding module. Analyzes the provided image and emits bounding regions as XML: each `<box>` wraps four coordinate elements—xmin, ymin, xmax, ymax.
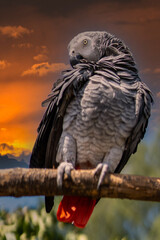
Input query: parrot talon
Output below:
<box><xmin>94</xmin><ymin>163</ymin><xmax>103</xmax><ymax>176</ymax></box>
<box><xmin>94</xmin><ymin>163</ymin><xmax>110</xmax><ymax>190</ymax></box>
<box><xmin>57</xmin><ymin>162</ymin><xmax>74</xmax><ymax>189</ymax></box>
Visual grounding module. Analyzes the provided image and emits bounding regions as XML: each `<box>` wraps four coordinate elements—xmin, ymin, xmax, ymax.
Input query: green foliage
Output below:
<box><xmin>0</xmin><ymin>131</ymin><xmax>160</xmax><ymax>240</ymax></box>
<box><xmin>0</xmin><ymin>203</ymin><xmax>85</xmax><ymax>240</ymax></box>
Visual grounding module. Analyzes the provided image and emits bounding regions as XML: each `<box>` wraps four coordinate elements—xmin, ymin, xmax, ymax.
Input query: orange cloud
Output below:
<box><xmin>22</xmin><ymin>62</ymin><xmax>69</xmax><ymax>76</ymax></box>
<box><xmin>0</xmin><ymin>25</ymin><xmax>33</xmax><ymax>38</ymax></box>
<box><xmin>0</xmin><ymin>60</ymin><xmax>10</xmax><ymax>70</ymax></box>
<box><xmin>33</xmin><ymin>54</ymin><xmax>49</xmax><ymax>62</ymax></box>
<box><xmin>154</xmin><ymin>68</ymin><xmax>160</xmax><ymax>74</ymax></box>
<box><xmin>0</xmin><ymin>142</ymin><xmax>31</xmax><ymax>157</ymax></box>
<box><xmin>33</xmin><ymin>45</ymin><xmax>49</xmax><ymax>61</ymax></box>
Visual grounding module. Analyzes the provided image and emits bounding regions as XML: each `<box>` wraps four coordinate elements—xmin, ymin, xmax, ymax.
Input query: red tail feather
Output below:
<box><xmin>57</xmin><ymin>196</ymin><xmax>96</xmax><ymax>228</ymax></box>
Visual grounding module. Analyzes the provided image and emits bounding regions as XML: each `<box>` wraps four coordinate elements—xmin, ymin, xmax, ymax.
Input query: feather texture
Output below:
<box><xmin>30</xmin><ymin>31</ymin><xmax>153</xmax><ymax>227</ymax></box>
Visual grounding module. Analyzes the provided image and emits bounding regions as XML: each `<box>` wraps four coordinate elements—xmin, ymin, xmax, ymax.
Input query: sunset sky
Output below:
<box><xmin>0</xmin><ymin>0</ymin><xmax>160</xmax><ymax>159</ymax></box>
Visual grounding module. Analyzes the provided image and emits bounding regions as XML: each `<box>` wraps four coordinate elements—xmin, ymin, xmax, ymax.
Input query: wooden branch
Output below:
<box><xmin>0</xmin><ymin>168</ymin><xmax>160</xmax><ymax>202</ymax></box>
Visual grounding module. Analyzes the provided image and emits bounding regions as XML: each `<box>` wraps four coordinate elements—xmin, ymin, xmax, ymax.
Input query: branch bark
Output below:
<box><xmin>0</xmin><ymin>168</ymin><xmax>160</xmax><ymax>202</ymax></box>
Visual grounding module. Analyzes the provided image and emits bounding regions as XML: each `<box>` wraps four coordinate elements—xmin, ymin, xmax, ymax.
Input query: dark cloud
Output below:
<box><xmin>1</xmin><ymin>0</ymin><xmax>159</xmax><ymax>24</ymax></box>
<box><xmin>113</xmin><ymin>17</ymin><xmax>160</xmax><ymax>25</ymax></box>
<box><xmin>0</xmin><ymin>143</ymin><xmax>14</xmax><ymax>152</ymax></box>
<box><xmin>0</xmin><ymin>0</ymin><xmax>105</xmax><ymax>24</ymax></box>
<box><xmin>0</xmin><ymin>0</ymin><xmax>103</xmax><ymax>15</ymax></box>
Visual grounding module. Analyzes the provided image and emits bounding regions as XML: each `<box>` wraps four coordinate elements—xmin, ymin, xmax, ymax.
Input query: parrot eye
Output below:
<box><xmin>83</xmin><ymin>39</ymin><xmax>88</xmax><ymax>45</ymax></box>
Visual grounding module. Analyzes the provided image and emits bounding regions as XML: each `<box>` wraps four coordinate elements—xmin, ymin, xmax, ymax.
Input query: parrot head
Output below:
<box><xmin>68</xmin><ymin>31</ymin><xmax>131</xmax><ymax>67</ymax></box>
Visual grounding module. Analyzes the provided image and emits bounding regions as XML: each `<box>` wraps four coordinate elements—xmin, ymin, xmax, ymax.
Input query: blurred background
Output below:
<box><xmin>0</xmin><ymin>0</ymin><xmax>160</xmax><ymax>239</ymax></box>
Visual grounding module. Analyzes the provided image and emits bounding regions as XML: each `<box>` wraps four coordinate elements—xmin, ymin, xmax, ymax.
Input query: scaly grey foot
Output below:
<box><xmin>94</xmin><ymin>163</ymin><xmax>110</xmax><ymax>189</ymax></box>
<box><xmin>57</xmin><ymin>162</ymin><xmax>74</xmax><ymax>189</ymax></box>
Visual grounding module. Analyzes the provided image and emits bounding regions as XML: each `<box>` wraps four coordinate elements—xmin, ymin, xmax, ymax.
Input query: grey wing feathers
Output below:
<box><xmin>29</xmin><ymin>64</ymin><xmax>94</xmax><ymax>169</ymax></box>
<box><xmin>115</xmin><ymin>79</ymin><xmax>153</xmax><ymax>173</ymax></box>
<box><xmin>97</xmin><ymin>54</ymin><xmax>153</xmax><ymax>173</ymax></box>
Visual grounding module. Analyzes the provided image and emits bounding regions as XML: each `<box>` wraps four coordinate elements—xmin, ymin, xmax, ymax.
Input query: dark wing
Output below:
<box><xmin>115</xmin><ymin>81</ymin><xmax>153</xmax><ymax>173</ymax></box>
<box><xmin>114</xmin><ymin>66</ymin><xmax>153</xmax><ymax>173</ymax></box>
<box><xmin>96</xmin><ymin>54</ymin><xmax>153</xmax><ymax>173</ymax></box>
<box><xmin>29</xmin><ymin>64</ymin><xmax>93</xmax><ymax>169</ymax></box>
<box><xmin>29</xmin><ymin>63</ymin><xmax>94</xmax><ymax>212</ymax></box>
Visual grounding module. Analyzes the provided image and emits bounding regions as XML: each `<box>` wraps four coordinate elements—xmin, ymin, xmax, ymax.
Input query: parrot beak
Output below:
<box><xmin>70</xmin><ymin>54</ymin><xmax>83</xmax><ymax>67</ymax></box>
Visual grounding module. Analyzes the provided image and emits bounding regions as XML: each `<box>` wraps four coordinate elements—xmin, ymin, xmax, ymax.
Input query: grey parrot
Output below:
<box><xmin>30</xmin><ymin>31</ymin><xmax>153</xmax><ymax>228</ymax></box>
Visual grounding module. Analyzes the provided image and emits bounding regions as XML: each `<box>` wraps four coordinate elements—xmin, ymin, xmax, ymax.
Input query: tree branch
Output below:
<box><xmin>0</xmin><ymin>168</ymin><xmax>160</xmax><ymax>202</ymax></box>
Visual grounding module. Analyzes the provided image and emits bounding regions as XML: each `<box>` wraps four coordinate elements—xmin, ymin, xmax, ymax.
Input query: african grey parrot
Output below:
<box><xmin>30</xmin><ymin>31</ymin><xmax>153</xmax><ymax>228</ymax></box>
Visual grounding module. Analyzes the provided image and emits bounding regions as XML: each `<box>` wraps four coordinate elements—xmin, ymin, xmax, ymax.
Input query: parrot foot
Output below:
<box><xmin>94</xmin><ymin>163</ymin><xmax>110</xmax><ymax>190</ymax></box>
<box><xmin>57</xmin><ymin>162</ymin><xmax>74</xmax><ymax>189</ymax></box>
